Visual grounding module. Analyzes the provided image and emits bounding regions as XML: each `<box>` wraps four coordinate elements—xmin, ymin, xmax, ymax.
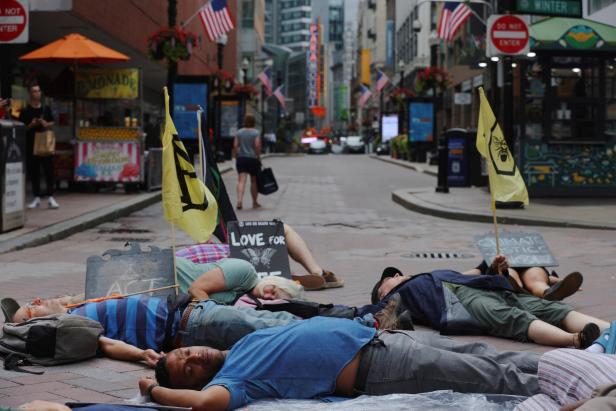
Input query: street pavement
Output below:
<box><xmin>0</xmin><ymin>153</ymin><xmax>615</xmax><ymax>407</ymax></box>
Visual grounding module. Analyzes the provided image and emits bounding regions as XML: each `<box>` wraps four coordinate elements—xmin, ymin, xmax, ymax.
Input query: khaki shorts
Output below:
<box><xmin>454</xmin><ymin>286</ymin><xmax>574</xmax><ymax>342</ymax></box>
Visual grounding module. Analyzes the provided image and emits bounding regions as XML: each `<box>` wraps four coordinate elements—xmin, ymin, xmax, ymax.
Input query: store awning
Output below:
<box><xmin>530</xmin><ymin>18</ymin><xmax>616</xmax><ymax>52</ymax></box>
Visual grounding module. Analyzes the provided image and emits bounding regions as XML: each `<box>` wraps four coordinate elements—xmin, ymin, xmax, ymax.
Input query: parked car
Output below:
<box><xmin>345</xmin><ymin>136</ymin><xmax>365</xmax><ymax>153</ymax></box>
<box><xmin>308</xmin><ymin>137</ymin><xmax>330</xmax><ymax>154</ymax></box>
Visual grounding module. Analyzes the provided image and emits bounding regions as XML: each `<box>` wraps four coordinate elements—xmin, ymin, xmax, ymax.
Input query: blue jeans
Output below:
<box><xmin>181</xmin><ymin>301</ymin><xmax>299</xmax><ymax>350</ymax></box>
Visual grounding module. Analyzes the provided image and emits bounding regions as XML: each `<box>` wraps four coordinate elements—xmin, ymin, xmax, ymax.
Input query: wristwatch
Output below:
<box><xmin>146</xmin><ymin>383</ymin><xmax>159</xmax><ymax>402</ymax></box>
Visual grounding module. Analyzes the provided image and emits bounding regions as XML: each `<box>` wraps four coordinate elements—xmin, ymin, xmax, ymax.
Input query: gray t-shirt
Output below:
<box><xmin>236</xmin><ymin>128</ymin><xmax>260</xmax><ymax>158</ymax></box>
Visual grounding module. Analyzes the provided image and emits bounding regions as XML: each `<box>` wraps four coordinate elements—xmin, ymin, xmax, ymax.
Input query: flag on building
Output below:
<box><xmin>198</xmin><ymin>0</ymin><xmax>236</xmax><ymax>42</ymax></box>
<box><xmin>358</xmin><ymin>84</ymin><xmax>372</xmax><ymax>108</ymax></box>
<box><xmin>161</xmin><ymin>87</ymin><xmax>218</xmax><ymax>243</ymax></box>
<box><xmin>196</xmin><ymin>109</ymin><xmax>237</xmax><ymax>242</ymax></box>
<box><xmin>437</xmin><ymin>1</ymin><xmax>472</xmax><ymax>42</ymax></box>
<box><xmin>376</xmin><ymin>70</ymin><xmax>389</xmax><ymax>93</ymax></box>
<box><xmin>257</xmin><ymin>67</ymin><xmax>273</xmax><ymax>96</ymax></box>
<box><xmin>476</xmin><ymin>87</ymin><xmax>529</xmax><ymax>207</ymax></box>
<box><xmin>273</xmin><ymin>85</ymin><xmax>286</xmax><ymax>113</ymax></box>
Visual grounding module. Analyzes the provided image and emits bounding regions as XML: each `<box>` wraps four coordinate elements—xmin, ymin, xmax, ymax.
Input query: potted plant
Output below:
<box><xmin>147</xmin><ymin>26</ymin><xmax>197</xmax><ymax>62</ymax></box>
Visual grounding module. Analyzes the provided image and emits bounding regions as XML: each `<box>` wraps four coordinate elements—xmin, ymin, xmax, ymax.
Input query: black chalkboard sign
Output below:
<box><xmin>85</xmin><ymin>243</ymin><xmax>176</xmax><ymax>299</ymax></box>
<box><xmin>228</xmin><ymin>220</ymin><xmax>291</xmax><ymax>279</ymax></box>
<box><xmin>474</xmin><ymin>231</ymin><xmax>558</xmax><ymax>268</ymax></box>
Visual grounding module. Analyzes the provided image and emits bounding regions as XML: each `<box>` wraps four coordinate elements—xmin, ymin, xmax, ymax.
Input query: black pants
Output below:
<box><xmin>26</xmin><ymin>136</ymin><xmax>54</xmax><ymax>197</ymax></box>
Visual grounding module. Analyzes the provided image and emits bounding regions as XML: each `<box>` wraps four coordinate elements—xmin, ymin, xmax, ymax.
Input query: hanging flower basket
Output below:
<box><xmin>415</xmin><ymin>67</ymin><xmax>451</xmax><ymax>95</ymax></box>
<box><xmin>147</xmin><ymin>26</ymin><xmax>197</xmax><ymax>62</ymax></box>
<box><xmin>389</xmin><ymin>87</ymin><xmax>416</xmax><ymax>106</ymax></box>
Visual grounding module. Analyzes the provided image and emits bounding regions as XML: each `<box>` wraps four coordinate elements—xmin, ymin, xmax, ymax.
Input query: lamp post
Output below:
<box><xmin>215</xmin><ymin>34</ymin><xmax>228</xmax><ymax>157</ymax></box>
<box><xmin>398</xmin><ymin>59</ymin><xmax>405</xmax><ymax>135</ymax></box>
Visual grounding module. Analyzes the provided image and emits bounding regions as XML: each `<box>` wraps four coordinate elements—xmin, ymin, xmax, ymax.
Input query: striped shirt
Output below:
<box><xmin>69</xmin><ymin>295</ymin><xmax>179</xmax><ymax>351</ymax></box>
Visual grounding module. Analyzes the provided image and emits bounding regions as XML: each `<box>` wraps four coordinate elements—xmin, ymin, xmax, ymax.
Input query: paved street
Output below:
<box><xmin>0</xmin><ymin>154</ymin><xmax>615</xmax><ymax>407</ymax></box>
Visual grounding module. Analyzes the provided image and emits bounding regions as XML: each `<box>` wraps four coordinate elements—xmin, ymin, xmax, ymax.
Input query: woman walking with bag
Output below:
<box><xmin>18</xmin><ymin>84</ymin><xmax>59</xmax><ymax>209</ymax></box>
<box><xmin>233</xmin><ymin>114</ymin><xmax>261</xmax><ymax>210</ymax></box>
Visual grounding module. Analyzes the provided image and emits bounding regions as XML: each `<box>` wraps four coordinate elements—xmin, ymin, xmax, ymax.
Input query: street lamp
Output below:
<box><xmin>241</xmin><ymin>58</ymin><xmax>250</xmax><ymax>85</ymax></box>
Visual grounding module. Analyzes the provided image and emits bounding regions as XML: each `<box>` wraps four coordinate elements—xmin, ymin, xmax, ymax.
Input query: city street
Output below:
<box><xmin>0</xmin><ymin>154</ymin><xmax>614</xmax><ymax>406</ymax></box>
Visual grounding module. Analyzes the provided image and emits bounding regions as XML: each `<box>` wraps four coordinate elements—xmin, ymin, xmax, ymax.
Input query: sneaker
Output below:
<box><xmin>375</xmin><ymin>294</ymin><xmax>402</xmax><ymax>330</ymax></box>
<box><xmin>543</xmin><ymin>272</ymin><xmax>583</xmax><ymax>301</ymax></box>
<box><xmin>27</xmin><ymin>197</ymin><xmax>41</xmax><ymax>209</ymax></box>
<box><xmin>48</xmin><ymin>196</ymin><xmax>59</xmax><ymax>209</ymax></box>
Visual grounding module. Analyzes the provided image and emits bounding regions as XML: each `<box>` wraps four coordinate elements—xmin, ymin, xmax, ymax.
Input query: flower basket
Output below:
<box><xmin>147</xmin><ymin>27</ymin><xmax>197</xmax><ymax>62</ymax></box>
<box><xmin>389</xmin><ymin>87</ymin><xmax>416</xmax><ymax>107</ymax></box>
<box><xmin>415</xmin><ymin>67</ymin><xmax>451</xmax><ymax>95</ymax></box>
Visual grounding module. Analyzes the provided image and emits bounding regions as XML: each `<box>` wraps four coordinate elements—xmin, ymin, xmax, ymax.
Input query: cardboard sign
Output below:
<box><xmin>474</xmin><ymin>231</ymin><xmax>558</xmax><ymax>268</ymax></box>
<box><xmin>85</xmin><ymin>243</ymin><xmax>176</xmax><ymax>299</ymax></box>
<box><xmin>228</xmin><ymin>220</ymin><xmax>291</xmax><ymax>279</ymax></box>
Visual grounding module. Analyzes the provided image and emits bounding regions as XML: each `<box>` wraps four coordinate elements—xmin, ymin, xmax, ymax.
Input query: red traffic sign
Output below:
<box><xmin>487</xmin><ymin>14</ymin><xmax>530</xmax><ymax>56</ymax></box>
<box><xmin>0</xmin><ymin>0</ymin><xmax>28</xmax><ymax>43</ymax></box>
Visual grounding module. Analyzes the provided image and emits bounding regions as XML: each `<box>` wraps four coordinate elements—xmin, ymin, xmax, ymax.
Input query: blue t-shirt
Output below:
<box><xmin>69</xmin><ymin>295</ymin><xmax>179</xmax><ymax>351</ymax></box>
<box><xmin>206</xmin><ymin>317</ymin><xmax>376</xmax><ymax>410</ymax></box>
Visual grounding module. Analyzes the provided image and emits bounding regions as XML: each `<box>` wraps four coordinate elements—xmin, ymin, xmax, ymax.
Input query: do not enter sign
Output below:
<box><xmin>0</xmin><ymin>0</ymin><xmax>28</xmax><ymax>44</ymax></box>
<box><xmin>487</xmin><ymin>14</ymin><xmax>530</xmax><ymax>57</ymax></box>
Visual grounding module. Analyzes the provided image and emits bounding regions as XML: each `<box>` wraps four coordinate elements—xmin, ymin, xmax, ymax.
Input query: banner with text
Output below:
<box><xmin>76</xmin><ymin>68</ymin><xmax>139</xmax><ymax>99</ymax></box>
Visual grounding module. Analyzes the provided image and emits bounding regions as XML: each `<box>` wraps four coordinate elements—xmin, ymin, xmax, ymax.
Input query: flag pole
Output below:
<box><xmin>171</xmin><ymin>223</ymin><xmax>178</xmax><ymax>295</ymax></box>
<box><xmin>491</xmin><ymin>198</ymin><xmax>501</xmax><ymax>255</ymax></box>
<box><xmin>65</xmin><ymin>285</ymin><xmax>180</xmax><ymax>309</ymax></box>
<box><xmin>180</xmin><ymin>1</ymin><xmax>210</xmax><ymax>28</ymax></box>
<box><xmin>197</xmin><ymin>108</ymin><xmax>204</xmax><ymax>181</ymax></box>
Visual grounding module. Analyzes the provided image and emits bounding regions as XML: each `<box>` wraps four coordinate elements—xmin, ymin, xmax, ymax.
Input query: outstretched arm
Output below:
<box><xmin>98</xmin><ymin>336</ymin><xmax>162</xmax><ymax>368</ymax></box>
<box><xmin>140</xmin><ymin>377</ymin><xmax>230</xmax><ymax>411</ymax></box>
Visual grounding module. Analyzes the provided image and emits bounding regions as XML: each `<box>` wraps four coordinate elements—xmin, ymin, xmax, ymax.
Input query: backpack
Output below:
<box><xmin>0</xmin><ymin>314</ymin><xmax>103</xmax><ymax>373</ymax></box>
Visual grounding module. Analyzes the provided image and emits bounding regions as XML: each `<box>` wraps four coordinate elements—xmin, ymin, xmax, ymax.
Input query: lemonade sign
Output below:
<box><xmin>76</xmin><ymin>68</ymin><xmax>139</xmax><ymax>99</ymax></box>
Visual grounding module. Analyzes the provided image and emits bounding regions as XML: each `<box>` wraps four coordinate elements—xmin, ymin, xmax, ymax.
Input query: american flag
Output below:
<box><xmin>198</xmin><ymin>0</ymin><xmax>235</xmax><ymax>42</ymax></box>
<box><xmin>437</xmin><ymin>1</ymin><xmax>472</xmax><ymax>42</ymax></box>
<box><xmin>273</xmin><ymin>85</ymin><xmax>286</xmax><ymax>112</ymax></box>
<box><xmin>257</xmin><ymin>67</ymin><xmax>273</xmax><ymax>96</ymax></box>
<box><xmin>358</xmin><ymin>84</ymin><xmax>372</xmax><ymax>109</ymax></box>
<box><xmin>376</xmin><ymin>70</ymin><xmax>390</xmax><ymax>93</ymax></box>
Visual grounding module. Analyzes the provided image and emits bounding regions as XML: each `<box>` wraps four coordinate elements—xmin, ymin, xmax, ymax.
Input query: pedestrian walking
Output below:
<box><xmin>18</xmin><ymin>84</ymin><xmax>59</xmax><ymax>209</ymax></box>
<box><xmin>233</xmin><ymin>114</ymin><xmax>261</xmax><ymax>210</ymax></box>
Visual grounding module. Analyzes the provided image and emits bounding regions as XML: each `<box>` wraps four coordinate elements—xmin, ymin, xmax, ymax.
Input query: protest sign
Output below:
<box><xmin>474</xmin><ymin>231</ymin><xmax>558</xmax><ymax>267</ymax></box>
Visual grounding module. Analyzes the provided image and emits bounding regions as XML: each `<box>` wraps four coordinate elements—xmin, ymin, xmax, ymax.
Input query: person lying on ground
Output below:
<box><xmin>143</xmin><ymin>317</ymin><xmax>540</xmax><ymax>411</ymax></box>
<box><xmin>367</xmin><ymin>255</ymin><xmax>610</xmax><ymax>349</ymax></box>
<box><xmin>176</xmin><ymin>223</ymin><xmax>344</xmax><ymax>290</ymax></box>
<box><xmin>516</xmin><ymin>346</ymin><xmax>616</xmax><ymax>411</ymax></box>
<box><xmin>3</xmin><ymin>292</ymin><xmax>396</xmax><ymax>367</ymax></box>
<box><xmin>471</xmin><ymin>256</ymin><xmax>583</xmax><ymax>301</ymax></box>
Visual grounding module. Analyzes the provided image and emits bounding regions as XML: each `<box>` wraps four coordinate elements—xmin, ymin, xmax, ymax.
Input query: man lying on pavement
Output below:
<box><xmin>142</xmin><ymin>317</ymin><xmax>540</xmax><ymax>411</ymax></box>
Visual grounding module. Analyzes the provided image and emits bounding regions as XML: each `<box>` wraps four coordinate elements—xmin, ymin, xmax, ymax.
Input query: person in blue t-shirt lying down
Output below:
<box><xmin>142</xmin><ymin>317</ymin><xmax>540</xmax><ymax>410</ymax></box>
<box><xmin>365</xmin><ymin>254</ymin><xmax>610</xmax><ymax>349</ymax></box>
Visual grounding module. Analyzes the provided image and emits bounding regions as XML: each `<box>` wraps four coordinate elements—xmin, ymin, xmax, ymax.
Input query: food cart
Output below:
<box><xmin>72</xmin><ymin>68</ymin><xmax>146</xmax><ymax>191</ymax></box>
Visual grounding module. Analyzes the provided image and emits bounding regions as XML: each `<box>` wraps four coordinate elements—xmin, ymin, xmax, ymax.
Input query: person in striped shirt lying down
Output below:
<box><xmin>4</xmin><ymin>290</ymin><xmax>401</xmax><ymax>368</ymax></box>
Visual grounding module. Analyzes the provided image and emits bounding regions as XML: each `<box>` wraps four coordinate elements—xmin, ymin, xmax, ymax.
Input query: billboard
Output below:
<box><xmin>381</xmin><ymin>115</ymin><xmax>399</xmax><ymax>142</ymax></box>
<box><xmin>409</xmin><ymin>102</ymin><xmax>434</xmax><ymax>142</ymax></box>
<box><xmin>173</xmin><ymin>81</ymin><xmax>208</xmax><ymax>140</ymax></box>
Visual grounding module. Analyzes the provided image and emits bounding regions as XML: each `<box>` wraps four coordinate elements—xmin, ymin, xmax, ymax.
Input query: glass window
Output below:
<box><xmin>606</xmin><ymin>61</ymin><xmax>616</xmax><ymax>138</ymax></box>
<box><xmin>588</xmin><ymin>0</ymin><xmax>616</xmax><ymax>14</ymax></box>
<box><xmin>241</xmin><ymin>0</ymin><xmax>254</xmax><ymax>29</ymax></box>
<box><xmin>524</xmin><ymin>61</ymin><xmax>545</xmax><ymax>140</ymax></box>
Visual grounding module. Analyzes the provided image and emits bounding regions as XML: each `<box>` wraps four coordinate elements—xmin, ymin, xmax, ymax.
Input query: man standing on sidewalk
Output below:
<box><xmin>18</xmin><ymin>84</ymin><xmax>59</xmax><ymax>209</ymax></box>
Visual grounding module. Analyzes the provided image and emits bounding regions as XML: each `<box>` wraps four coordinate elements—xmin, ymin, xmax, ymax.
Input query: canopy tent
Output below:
<box><xmin>530</xmin><ymin>18</ymin><xmax>616</xmax><ymax>52</ymax></box>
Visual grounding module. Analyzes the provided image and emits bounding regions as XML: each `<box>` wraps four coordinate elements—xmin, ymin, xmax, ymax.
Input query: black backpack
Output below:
<box><xmin>0</xmin><ymin>313</ymin><xmax>103</xmax><ymax>373</ymax></box>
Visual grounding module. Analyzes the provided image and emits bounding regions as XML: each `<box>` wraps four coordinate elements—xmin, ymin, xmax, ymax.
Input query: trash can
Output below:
<box><xmin>0</xmin><ymin>120</ymin><xmax>26</xmax><ymax>232</ymax></box>
<box><xmin>446</xmin><ymin>128</ymin><xmax>486</xmax><ymax>187</ymax></box>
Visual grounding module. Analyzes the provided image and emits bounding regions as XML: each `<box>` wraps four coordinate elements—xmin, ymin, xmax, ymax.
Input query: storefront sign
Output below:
<box><xmin>0</xmin><ymin>0</ymin><xmax>28</xmax><ymax>43</ymax></box>
<box><xmin>74</xmin><ymin>141</ymin><xmax>140</xmax><ymax>182</ymax></box>
<box><xmin>461</xmin><ymin>79</ymin><xmax>472</xmax><ymax>92</ymax></box>
<box><xmin>487</xmin><ymin>14</ymin><xmax>530</xmax><ymax>57</ymax></box>
<box><xmin>473</xmin><ymin>75</ymin><xmax>484</xmax><ymax>87</ymax></box>
<box><xmin>75</xmin><ymin>68</ymin><xmax>139</xmax><ymax>99</ymax></box>
<box><xmin>454</xmin><ymin>92</ymin><xmax>472</xmax><ymax>105</ymax></box>
<box><xmin>514</xmin><ymin>0</ymin><xmax>581</xmax><ymax>17</ymax></box>
<box><xmin>409</xmin><ymin>102</ymin><xmax>434</xmax><ymax>142</ymax></box>
<box><xmin>307</xmin><ymin>23</ymin><xmax>319</xmax><ymax>107</ymax></box>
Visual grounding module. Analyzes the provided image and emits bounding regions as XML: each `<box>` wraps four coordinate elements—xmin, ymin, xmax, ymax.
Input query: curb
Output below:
<box><xmin>370</xmin><ymin>154</ymin><xmax>438</xmax><ymax>177</ymax></box>
<box><xmin>392</xmin><ymin>189</ymin><xmax>616</xmax><ymax>231</ymax></box>
<box><xmin>0</xmin><ymin>164</ymin><xmax>234</xmax><ymax>254</ymax></box>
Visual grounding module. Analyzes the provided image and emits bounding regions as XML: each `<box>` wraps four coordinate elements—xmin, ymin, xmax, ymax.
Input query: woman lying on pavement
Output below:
<box><xmin>143</xmin><ymin>317</ymin><xmax>540</xmax><ymax>411</ymax></box>
<box><xmin>472</xmin><ymin>256</ymin><xmax>583</xmax><ymax>301</ymax></box>
<box><xmin>176</xmin><ymin>223</ymin><xmax>343</xmax><ymax>291</ymax></box>
<box><xmin>366</xmin><ymin>255</ymin><xmax>610</xmax><ymax>349</ymax></box>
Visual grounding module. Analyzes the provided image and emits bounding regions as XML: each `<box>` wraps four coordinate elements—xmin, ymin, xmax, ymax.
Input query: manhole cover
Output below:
<box><xmin>401</xmin><ymin>252</ymin><xmax>474</xmax><ymax>259</ymax></box>
<box><xmin>109</xmin><ymin>237</ymin><xmax>151</xmax><ymax>243</ymax></box>
<box><xmin>99</xmin><ymin>228</ymin><xmax>152</xmax><ymax>234</ymax></box>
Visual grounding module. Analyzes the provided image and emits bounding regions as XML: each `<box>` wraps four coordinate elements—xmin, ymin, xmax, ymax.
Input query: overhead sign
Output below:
<box><xmin>454</xmin><ymin>92</ymin><xmax>471</xmax><ymax>105</ymax></box>
<box><xmin>307</xmin><ymin>23</ymin><xmax>319</xmax><ymax>107</ymax></box>
<box><xmin>75</xmin><ymin>68</ymin><xmax>139</xmax><ymax>99</ymax></box>
<box><xmin>515</xmin><ymin>0</ymin><xmax>581</xmax><ymax>17</ymax></box>
<box><xmin>474</xmin><ymin>231</ymin><xmax>558</xmax><ymax>268</ymax></box>
<box><xmin>0</xmin><ymin>0</ymin><xmax>28</xmax><ymax>43</ymax></box>
<box><xmin>228</xmin><ymin>220</ymin><xmax>291</xmax><ymax>279</ymax></box>
<box><xmin>487</xmin><ymin>14</ymin><xmax>530</xmax><ymax>57</ymax></box>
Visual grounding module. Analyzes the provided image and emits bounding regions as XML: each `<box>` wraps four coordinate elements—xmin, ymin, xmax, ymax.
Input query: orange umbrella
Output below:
<box><xmin>19</xmin><ymin>33</ymin><xmax>129</xmax><ymax>63</ymax></box>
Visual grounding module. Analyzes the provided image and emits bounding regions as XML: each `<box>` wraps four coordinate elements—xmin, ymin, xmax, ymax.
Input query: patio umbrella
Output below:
<box><xmin>19</xmin><ymin>33</ymin><xmax>130</xmax><ymax>136</ymax></box>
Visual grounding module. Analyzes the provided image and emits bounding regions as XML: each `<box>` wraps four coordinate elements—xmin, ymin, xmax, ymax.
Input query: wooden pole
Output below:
<box><xmin>65</xmin><ymin>284</ymin><xmax>179</xmax><ymax>308</ymax></box>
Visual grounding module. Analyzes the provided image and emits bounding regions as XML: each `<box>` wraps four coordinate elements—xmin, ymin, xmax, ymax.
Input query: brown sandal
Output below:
<box><xmin>322</xmin><ymin>270</ymin><xmax>344</xmax><ymax>288</ymax></box>
<box><xmin>291</xmin><ymin>274</ymin><xmax>326</xmax><ymax>291</ymax></box>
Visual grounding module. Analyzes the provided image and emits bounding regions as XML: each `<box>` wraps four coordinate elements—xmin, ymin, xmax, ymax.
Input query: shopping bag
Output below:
<box><xmin>257</xmin><ymin>167</ymin><xmax>278</xmax><ymax>195</ymax></box>
<box><xmin>33</xmin><ymin>130</ymin><xmax>56</xmax><ymax>156</ymax></box>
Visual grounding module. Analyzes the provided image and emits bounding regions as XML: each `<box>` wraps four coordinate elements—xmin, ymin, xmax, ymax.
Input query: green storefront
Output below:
<box><xmin>516</xmin><ymin>18</ymin><xmax>616</xmax><ymax>196</ymax></box>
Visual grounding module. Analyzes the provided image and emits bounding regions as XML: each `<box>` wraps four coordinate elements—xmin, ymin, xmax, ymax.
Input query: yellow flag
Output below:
<box><xmin>161</xmin><ymin>87</ymin><xmax>218</xmax><ymax>242</ymax></box>
<box><xmin>476</xmin><ymin>87</ymin><xmax>529</xmax><ymax>207</ymax></box>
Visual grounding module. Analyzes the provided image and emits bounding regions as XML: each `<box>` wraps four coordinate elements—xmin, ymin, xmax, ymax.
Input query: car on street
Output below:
<box><xmin>308</xmin><ymin>137</ymin><xmax>330</xmax><ymax>154</ymax></box>
<box><xmin>344</xmin><ymin>136</ymin><xmax>365</xmax><ymax>153</ymax></box>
